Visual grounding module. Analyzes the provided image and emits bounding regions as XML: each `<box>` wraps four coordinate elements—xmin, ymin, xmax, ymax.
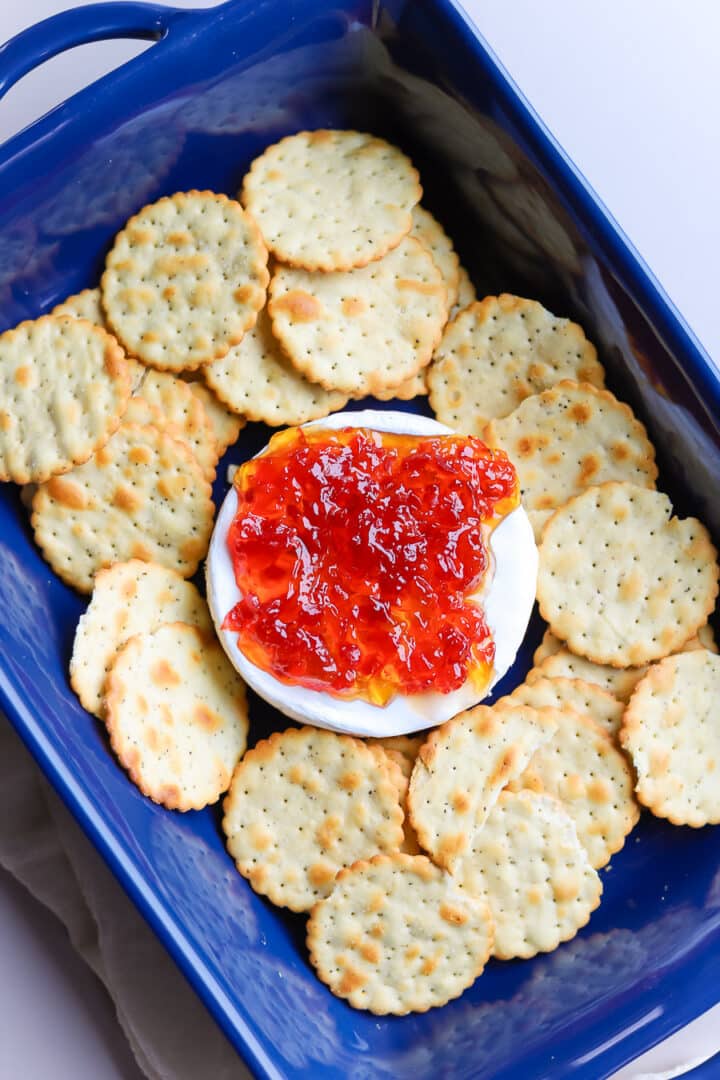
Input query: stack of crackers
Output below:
<box><xmin>1</xmin><ymin>128</ymin><xmax>719</xmax><ymax>1016</ymax></box>
<box><xmin>1</xmin><ymin>130</ymin><xmax>477</xmax><ymax>590</ymax></box>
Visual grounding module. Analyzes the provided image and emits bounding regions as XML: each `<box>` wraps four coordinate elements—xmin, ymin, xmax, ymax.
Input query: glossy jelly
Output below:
<box><xmin>224</xmin><ymin>426</ymin><xmax>518</xmax><ymax>703</ymax></box>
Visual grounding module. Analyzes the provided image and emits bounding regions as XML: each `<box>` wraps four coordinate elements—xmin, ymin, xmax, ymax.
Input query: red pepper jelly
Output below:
<box><xmin>223</xmin><ymin>426</ymin><xmax>519</xmax><ymax>705</ymax></box>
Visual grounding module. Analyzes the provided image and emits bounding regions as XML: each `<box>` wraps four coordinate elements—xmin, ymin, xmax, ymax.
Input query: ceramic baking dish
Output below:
<box><xmin>1</xmin><ymin>2</ymin><xmax>719</xmax><ymax>1077</ymax></box>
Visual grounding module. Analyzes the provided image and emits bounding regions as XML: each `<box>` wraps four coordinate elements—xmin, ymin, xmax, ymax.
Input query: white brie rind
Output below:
<box><xmin>206</xmin><ymin>410</ymin><xmax>537</xmax><ymax>736</ymax></box>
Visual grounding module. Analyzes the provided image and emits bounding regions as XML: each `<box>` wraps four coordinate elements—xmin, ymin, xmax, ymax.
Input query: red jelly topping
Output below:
<box><xmin>223</xmin><ymin>426</ymin><xmax>518</xmax><ymax>705</ymax></box>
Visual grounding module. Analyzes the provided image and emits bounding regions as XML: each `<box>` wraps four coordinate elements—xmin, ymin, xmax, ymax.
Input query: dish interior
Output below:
<box><xmin>1</xmin><ymin>1</ymin><xmax>719</xmax><ymax>1077</ymax></box>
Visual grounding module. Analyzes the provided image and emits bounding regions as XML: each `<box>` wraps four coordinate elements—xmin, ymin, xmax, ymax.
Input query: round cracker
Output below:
<box><xmin>102</xmin><ymin>190</ymin><xmax>269</xmax><ymax>371</ymax></box>
<box><xmin>241</xmin><ymin>130</ymin><xmax>421</xmax><ymax>271</ymax></box>
<box><xmin>180</xmin><ymin>376</ymin><xmax>245</xmax><ymax>453</ymax></box>
<box><xmin>457</xmin><ymin>789</ymin><xmax>601</xmax><ymax>959</ymax></box>
<box><xmin>0</xmin><ymin>315</ymin><xmax>132</xmax><ymax>484</ymax></box>
<box><xmin>621</xmin><ymin>650</ymin><xmax>720</xmax><ymax>826</ymax></box>
<box><xmin>105</xmin><ymin>622</ymin><xmax>248</xmax><ymax>810</ymax></box>
<box><xmin>507</xmin><ymin>709</ymin><xmax>639</xmax><ymax>868</ymax></box>
<box><xmin>204</xmin><ymin>307</ymin><xmax>348</xmax><ymax>425</ymax></box>
<box><xmin>137</xmin><ymin>369</ymin><xmax>219</xmax><ymax>480</ymax></box>
<box><xmin>411</xmin><ymin>204</ymin><xmax>460</xmax><ymax>309</ymax></box>
<box><xmin>507</xmin><ymin>675</ymin><xmax>624</xmax><ymax>739</ymax></box>
<box><xmin>427</xmin><ymin>294</ymin><xmax>603</xmax><ymax>434</ymax></box>
<box><xmin>70</xmin><ymin>560</ymin><xmax>212</xmax><ymax>717</ymax></box>
<box><xmin>531</xmin><ymin>623</ymin><xmax>716</xmax><ymax>703</ymax></box>
<box><xmin>222</xmin><ymin>727</ymin><xmax>404</xmax><ymax>912</ymax></box>
<box><xmin>307</xmin><ymin>853</ymin><xmax>493</xmax><ymax>1015</ymax></box>
<box><xmin>31</xmin><ymin>422</ymin><xmax>214</xmax><ymax>593</ymax></box>
<box><xmin>268</xmin><ymin>236</ymin><xmax>447</xmax><ymax>397</ymax></box>
<box><xmin>485</xmin><ymin>381</ymin><xmax>657</xmax><ymax>540</ymax></box>
<box><xmin>52</xmin><ymin>287</ymin><xmax>147</xmax><ymax>389</ymax></box>
<box><xmin>537</xmin><ymin>482</ymin><xmax>719</xmax><ymax>667</ymax></box>
<box><xmin>407</xmin><ymin>702</ymin><xmax>560</xmax><ymax>871</ymax></box>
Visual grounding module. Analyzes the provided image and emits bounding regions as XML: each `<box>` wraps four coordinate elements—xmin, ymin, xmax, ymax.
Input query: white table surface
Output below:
<box><xmin>1</xmin><ymin>2</ymin><xmax>719</xmax><ymax>1078</ymax></box>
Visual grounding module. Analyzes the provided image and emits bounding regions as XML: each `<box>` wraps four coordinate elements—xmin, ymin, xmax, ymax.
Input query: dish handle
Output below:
<box><xmin>0</xmin><ymin>2</ymin><xmax>190</xmax><ymax>100</ymax></box>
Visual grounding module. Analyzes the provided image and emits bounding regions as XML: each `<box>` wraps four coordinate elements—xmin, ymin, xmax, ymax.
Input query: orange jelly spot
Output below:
<box><xmin>223</xmin><ymin>427</ymin><xmax>519</xmax><ymax>704</ymax></box>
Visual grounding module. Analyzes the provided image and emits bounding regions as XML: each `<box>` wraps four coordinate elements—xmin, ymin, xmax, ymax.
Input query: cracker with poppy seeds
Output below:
<box><xmin>52</xmin><ymin>287</ymin><xmax>147</xmax><ymax>389</ymax></box>
<box><xmin>306</xmin><ymin>853</ymin><xmax>494</xmax><ymax>1015</ymax></box>
<box><xmin>241</xmin><ymin>130</ymin><xmax>421</xmax><ymax>271</ymax></box>
<box><xmin>0</xmin><ymin>315</ymin><xmax>132</xmax><ymax>484</ymax></box>
<box><xmin>180</xmin><ymin>375</ymin><xmax>245</xmax><ymax>453</ymax></box>
<box><xmin>506</xmin><ymin>675</ymin><xmax>624</xmax><ymax>739</ymax></box>
<box><xmin>506</xmin><ymin>709</ymin><xmax>639</xmax><ymax>868</ymax></box>
<box><xmin>222</xmin><ymin>727</ymin><xmax>405</xmax><ymax>912</ymax></box>
<box><xmin>102</xmin><ymin>190</ymin><xmax>268</xmax><ymax>371</ymax></box>
<box><xmin>485</xmin><ymin>381</ymin><xmax>657</xmax><ymax>541</ymax></box>
<box><xmin>407</xmin><ymin>702</ymin><xmax>559</xmax><ymax>872</ymax></box>
<box><xmin>537</xmin><ymin>482</ymin><xmax>719</xmax><ymax>667</ymax></box>
<box><xmin>104</xmin><ymin>622</ymin><xmax>248</xmax><ymax>810</ymax></box>
<box><xmin>268</xmin><ymin>236</ymin><xmax>447</xmax><ymax>397</ymax></box>
<box><xmin>53</xmin><ymin>286</ymin><xmax>107</xmax><ymax>325</ymax></box>
<box><xmin>411</xmin><ymin>204</ymin><xmax>460</xmax><ymax>309</ymax></box>
<box><xmin>70</xmin><ymin>560</ymin><xmax>212</xmax><ymax>717</ymax></box>
<box><xmin>621</xmin><ymin>650</ymin><xmax>720</xmax><ymax>827</ymax></box>
<box><xmin>137</xmin><ymin>368</ymin><xmax>219</xmax><ymax>480</ymax></box>
<box><xmin>457</xmin><ymin>790</ymin><xmax>601</xmax><ymax>960</ymax></box>
<box><xmin>204</xmin><ymin>307</ymin><xmax>348</xmax><ymax>426</ymax></box>
<box><xmin>31</xmin><ymin>422</ymin><xmax>214</xmax><ymax>593</ymax></box>
<box><xmin>427</xmin><ymin>294</ymin><xmax>603</xmax><ymax>434</ymax></box>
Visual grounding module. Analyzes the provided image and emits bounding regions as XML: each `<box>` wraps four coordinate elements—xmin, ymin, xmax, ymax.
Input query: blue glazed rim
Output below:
<box><xmin>0</xmin><ymin>2</ymin><xmax>719</xmax><ymax>1078</ymax></box>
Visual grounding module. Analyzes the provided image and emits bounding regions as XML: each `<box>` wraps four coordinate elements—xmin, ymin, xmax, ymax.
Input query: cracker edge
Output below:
<box><xmin>29</xmin><ymin>422</ymin><xmax>215</xmax><ymax>594</ymax></box>
<box><xmin>103</xmin><ymin>620</ymin><xmax>247</xmax><ymax>812</ymax></box>
<box><xmin>514</xmin><ymin>707</ymin><xmax>641</xmax><ymax>868</ymax></box>
<box><xmin>477</xmin><ymin>789</ymin><xmax>604</xmax><ymax>961</ymax></box>
<box><xmin>0</xmin><ymin>314</ymin><xmax>132</xmax><ymax>484</ymax></box>
<box><xmin>267</xmin><ymin>235</ymin><xmax>449</xmax><ymax>397</ymax></box>
<box><xmin>221</xmin><ymin>726</ymin><xmax>406</xmax><ymax>913</ymax></box>
<box><xmin>406</xmin><ymin>702</ymin><xmax>560</xmax><ymax>871</ymax></box>
<box><xmin>536</xmin><ymin>481</ymin><xmax>720</xmax><ymax>667</ymax></box>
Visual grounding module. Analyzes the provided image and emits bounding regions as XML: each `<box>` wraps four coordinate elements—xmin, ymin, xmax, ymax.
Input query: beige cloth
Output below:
<box><xmin>0</xmin><ymin>715</ymin><xmax>247</xmax><ymax>1080</ymax></box>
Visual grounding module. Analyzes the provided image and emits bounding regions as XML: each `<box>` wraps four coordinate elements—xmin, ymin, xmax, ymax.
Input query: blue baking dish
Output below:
<box><xmin>1</xmin><ymin>2</ymin><xmax>719</xmax><ymax>1077</ymax></box>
